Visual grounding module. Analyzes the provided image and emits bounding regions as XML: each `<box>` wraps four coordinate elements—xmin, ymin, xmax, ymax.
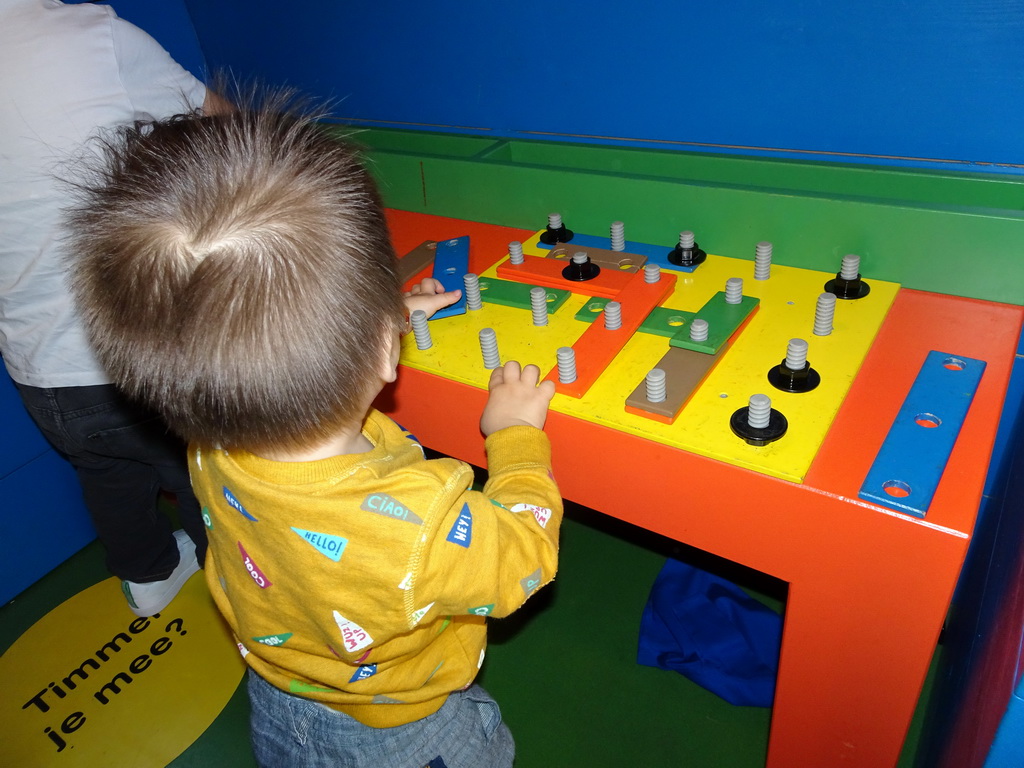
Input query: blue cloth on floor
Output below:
<box><xmin>637</xmin><ymin>557</ymin><xmax>783</xmax><ymax>707</ymax></box>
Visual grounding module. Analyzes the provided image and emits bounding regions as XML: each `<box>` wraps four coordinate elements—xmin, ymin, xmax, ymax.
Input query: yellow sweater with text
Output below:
<box><xmin>189</xmin><ymin>410</ymin><xmax>562</xmax><ymax>728</ymax></box>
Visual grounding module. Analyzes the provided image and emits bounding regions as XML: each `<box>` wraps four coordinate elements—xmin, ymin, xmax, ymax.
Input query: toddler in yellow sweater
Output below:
<box><xmin>67</xmin><ymin>97</ymin><xmax>562</xmax><ymax>768</ymax></box>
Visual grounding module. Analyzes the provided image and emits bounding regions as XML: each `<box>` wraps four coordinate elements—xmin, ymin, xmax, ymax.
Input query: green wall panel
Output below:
<box><xmin>339</xmin><ymin>127</ymin><xmax>1024</xmax><ymax>305</ymax></box>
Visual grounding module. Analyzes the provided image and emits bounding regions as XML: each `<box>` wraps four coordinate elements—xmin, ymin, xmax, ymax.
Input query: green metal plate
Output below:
<box><xmin>575</xmin><ymin>299</ymin><xmax>695</xmax><ymax>338</ymax></box>
<box><xmin>478</xmin><ymin>277</ymin><xmax>569</xmax><ymax>314</ymax></box>
<box><xmin>669</xmin><ymin>293</ymin><xmax>760</xmax><ymax>354</ymax></box>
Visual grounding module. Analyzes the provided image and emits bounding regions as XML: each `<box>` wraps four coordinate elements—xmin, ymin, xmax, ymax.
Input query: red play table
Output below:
<box><xmin>380</xmin><ymin>209</ymin><xmax>1024</xmax><ymax>768</ymax></box>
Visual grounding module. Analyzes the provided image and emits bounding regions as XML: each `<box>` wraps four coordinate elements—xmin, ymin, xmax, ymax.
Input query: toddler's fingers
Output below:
<box><xmin>501</xmin><ymin>360</ymin><xmax>522</xmax><ymax>381</ymax></box>
<box><xmin>537</xmin><ymin>379</ymin><xmax>556</xmax><ymax>401</ymax></box>
<box><xmin>519</xmin><ymin>363</ymin><xmax>542</xmax><ymax>387</ymax></box>
<box><xmin>488</xmin><ymin>365</ymin><xmax>506</xmax><ymax>389</ymax></box>
<box><xmin>404</xmin><ymin>288</ymin><xmax>462</xmax><ymax>319</ymax></box>
<box><xmin>404</xmin><ymin>277</ymin><xmax>444</xmax><ymax>296</ymax></box>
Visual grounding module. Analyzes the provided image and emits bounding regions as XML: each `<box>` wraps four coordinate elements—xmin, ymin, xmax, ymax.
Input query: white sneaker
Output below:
<box><xmin>121</xmin><ymin>530</ymin><xmax>200</xmax><ymax>617</ymax></box>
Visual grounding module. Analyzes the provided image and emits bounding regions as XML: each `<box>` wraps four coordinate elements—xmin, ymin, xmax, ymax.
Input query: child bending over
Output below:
<box><xmin>68</xmin><ymin>101</ymin><xmax>561</xmax><ymax>768</ymax></box>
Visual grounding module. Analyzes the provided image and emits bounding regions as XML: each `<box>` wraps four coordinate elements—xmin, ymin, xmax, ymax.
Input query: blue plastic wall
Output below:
<box><xmin>920</xmin><ymin>338</ymin><xmax>1024</xmax><ymax>768</ymax></box>
<box><xmin>10</xmin><ymin>4</ymin><xmax>1023</xmax><ymax>766</ymax></box>
<box><xmin>0</xmin><ymin>372</ymin><xmax>94</xmax><ymax>605</ymax></box>
<box><xmin>181</xmin><ymin>0</ymin><xmax>1024</xmax><ymax>173</ymax></box>
<box><xmin>985</xmin><ymin>677</ymin><xmax>1024</xmax><ymax>768</ymax></box>
<box><xmin>89</xmin><ymin>0</ymin><xmax>206</xmax><ymax>80</ymax></box>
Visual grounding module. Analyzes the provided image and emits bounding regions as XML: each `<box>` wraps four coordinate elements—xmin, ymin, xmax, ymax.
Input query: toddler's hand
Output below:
<box><xmin>481</xmin><ymin>361</ymin><xmax>556</xmax><ymax>436</ymax></box>
<box><xmin>404</xmin><ymin>277</ymin><xmax>461</xmax><ymax>320</ymax></box>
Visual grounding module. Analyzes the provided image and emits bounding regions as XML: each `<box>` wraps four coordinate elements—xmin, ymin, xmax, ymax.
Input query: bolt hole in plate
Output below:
<box><xmin>883</xmin><ymin>480</ymin><xmax>912</xmax><ymax>498</ymax></box>
<box><xmin>859</xmin><ymin>350</ymin><xmax>986</xmax><ymax>518</ymax></box>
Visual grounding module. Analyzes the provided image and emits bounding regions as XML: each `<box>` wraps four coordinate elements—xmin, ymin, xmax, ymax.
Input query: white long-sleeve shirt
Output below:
<box><xmin>0</xmin><ymin>0</ymin><xmax>206</xmax><ymax>386</ymax></box>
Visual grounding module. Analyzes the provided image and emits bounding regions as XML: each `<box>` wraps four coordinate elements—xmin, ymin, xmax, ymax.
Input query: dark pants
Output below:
<box><xmin>15</xmin><ymin>382</ymin><xmax>206</xmax><ymax>582</ymax></box>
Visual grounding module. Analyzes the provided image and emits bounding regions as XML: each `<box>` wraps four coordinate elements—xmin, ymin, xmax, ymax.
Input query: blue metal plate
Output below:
<box><xmin>859</xmin><ymin>350</ymin><xmax>986</xmax><ymax>518</ymax></box>
<box><xmin>536</xmin><ymin>233</ymin><xmax>698</xmax><ymax>273</ymax></box>
<box><xmin>430</xmin><ymin>236</ymin><xmax>469</xmax><ymax>319</ymax></box>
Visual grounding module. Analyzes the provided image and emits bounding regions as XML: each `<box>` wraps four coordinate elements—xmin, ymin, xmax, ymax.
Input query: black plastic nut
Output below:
<box><xmin>540</xmin><ymin>224</ymin><xmax>574</xmax><ymax>245</ymax></box>
<box><xmin>667</xmin><ymin>241</ymin><xmax>707</xmax><ymax>267</ymax></box>
<box><xmin>824</xmin><ymin>272</ymin><xmax>870</xmax><ymax>299</ymax></box>
<box><xmin>730</xmin><ymin>406</ymin><xmax>788</xmax><ymax>446</ymax></box>
<box><xmin>767</xmin><ymin>360</ymin><xmax>821</xmax><ymax>393</ymax></box>
<box><xmin>561</xmin><ymin>257</ymin><xmax>600</xmax><ymax>281</ymax></box>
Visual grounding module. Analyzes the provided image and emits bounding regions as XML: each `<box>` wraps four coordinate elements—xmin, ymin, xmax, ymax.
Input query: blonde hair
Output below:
<box><xmin>68</xmin><ymin>102</ymin><xmax>404</xmax><ymax>451</ymax></box>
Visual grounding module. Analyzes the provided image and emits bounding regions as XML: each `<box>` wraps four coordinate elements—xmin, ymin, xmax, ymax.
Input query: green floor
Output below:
<box><xmin>1</xmin><ymin>500</ymin><xmax>933</xmax><ymax>767</ymax></box>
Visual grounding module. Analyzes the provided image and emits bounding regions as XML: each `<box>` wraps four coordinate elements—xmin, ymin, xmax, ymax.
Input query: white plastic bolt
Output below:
<box><xmin>725</xmin><ymin>277</ymin><xmax>744</xmax><ymax>304</ymax></box>
<box><xmin>813</xmin><ymin>292</ymin><xmax>837</xmax><ymax>336</ymax></box>
<box><xmin>747</xmin><ymin>394</ymin><xmax>772</xmax><ymax>429</ymax></box>
<box><xmin>643</xmin><ymin>264</ymin><xmax>661</xmax><ymax>283</ymax></box>
<box><xmin>646</xmin><ymin>368</ymin><xmax>667</xmax><ymax>403</ymax></box>
<box><xmin>556</xmin><ymin>346</ymin><xmax>577</xmax><ymax>383</ymax></box>
<box><xmin>410</xmin><ymin>309</ymin><xmax>432</xmax><ymax>350</ymax></box>
<box><xmin>548</xmin><ymin>212</ymin><xmax>563</xmax><ymax>230</ymax></box>
<box><xmin>840</xmin><ymin>254</ymin><xmax>860</xmax><ymax>280</ymax></box>
<box><xmin>754</xmin><ymin>241</ymin><xmax>772</xmax><ymax>281</ymax></box>
<box><xmin>603</xmin><ymin>300</ymin><xmax>622</xmax><ymax>331</ymax></box>
<box><xmin>463</xmin><ymin>273</ymin><xmax>482</xmax><ymax>310</ymax></box>
<box><xmin>479</xmin><ymin>328</ymin><xmax>500</xmax><ymax>369</ymax></box>
<box><xmin>690</xmin><ymin>318</ymin><xmax>709</xmax><ymax>342</ymax></box>
<box><xmin>610</xmin><ymin>221</ymin><xmax>625</xmax><ymax>251</ymax></box>
<box><xmin>784</xmin><ymin>338</ymin><xmax>809</xmax><ymax>371</ymax></box>
<box><xmin>508</xmin><ymin>241</ymin><xmax>525</xmax><ymax>265</ymax></box>
<box><xmin>530</xmin><ymin>287</ymin><xmax>548</xmax><ymax>326</ymax></box>
<box><xmin>678</xmin><ymin>231</ymin><xmax>695</xmax><ymax>249</ymax></box>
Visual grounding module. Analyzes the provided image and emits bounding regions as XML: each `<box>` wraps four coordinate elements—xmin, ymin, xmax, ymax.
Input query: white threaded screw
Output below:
<box><xmin>530</xmin><ymin>287</ymin><xmax>548</xmax><ymax>326</ymax></box>
<box><xmin>572</xmin><ymin>251</ymin><xmax>588</xmax><ymax>264</ymax></box>
<box><xmin>644</xmin><ymin>264</ymin><xmax>661</xmax><ymax>283</ymax></box>
<box><xmin>725</xmin><ymin>277</ymin><xmax>744</xmax><ymax>304</ymax></box>
<box><xmin>479</xmin><ymin>328</ymin><xmax>500</xmax><ymax>369</ymax></box>
<box><xmin>410</xmin><ymin>309</ymin><xmax>432</xmax><ymax>350</ymax></box>
<box><xmin>678</xmin><ymin>231</ymin><xmax>695</xmax><ymax>249</ymax></box>
<box><xmin>747</xmin><ymin>394</ymin><xmax>772</xmax><ymax>429</ymax></box>
<box><xmin>754</xmin><ymin>241</ymin><xmax>772</xmax><ymax>281</ymax></box>
<box><xmin>690</xmin><ymin>318</ymin><xmax>709</xmax><ymax>342</ymax></box>
<box><xmin>610</xmin><ymin>221</ymin><xmax>625</xmax><ymax>251</ymax></box>
<box><xmin>508</xmin><ymin>241</ymin><xmax>525</xmax><ymax>265</ymax></box>
<box><xmin>646</xmin><ymin>368</ymin><xmax>667</xmax><ymax>403</ymax></box>
<box><xmin>548</xmin><ymin>212</ymin><xmax>563</xmax><ymax>230</ymax></box>
<box><xmin>785</xmin><ymin>338</ymin><xmax>809</xmax><ymax>371</ymax></box>
<box><xmin>463</xmin><ymin>273</ymin><xmax>482</xmax><ymax>310</ymax></box>
<box><xmin>556</xmin><ymin>347</ymin><xmax>577</xmax><ymax>384</ymax></box>
<box><xmin>840</xmin><ymin>254</ymin><xmax>860</xmax><ymax>280</ymax></box>
<box><xmin>603</xmin><ymin>300</ymin><xmax>622</xmax><ymax>330</ymax></box>
<box><xmin>813</xmin><ymin>292</ymin><xmax>837</xmax><ymax>336</ymax></box>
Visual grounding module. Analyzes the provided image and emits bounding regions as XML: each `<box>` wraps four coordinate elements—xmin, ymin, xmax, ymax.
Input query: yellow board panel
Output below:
<box><xmin>400</xmin><ymin>232</ymin><xmax>899</xmax><ymax>482</ymax></box>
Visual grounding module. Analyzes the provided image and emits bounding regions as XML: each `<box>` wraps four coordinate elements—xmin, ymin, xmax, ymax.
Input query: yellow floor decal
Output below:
<box><xmin>1</xmin><ymin>573</ymin><xmax>245</xmax><ymax>767</ymax></box>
